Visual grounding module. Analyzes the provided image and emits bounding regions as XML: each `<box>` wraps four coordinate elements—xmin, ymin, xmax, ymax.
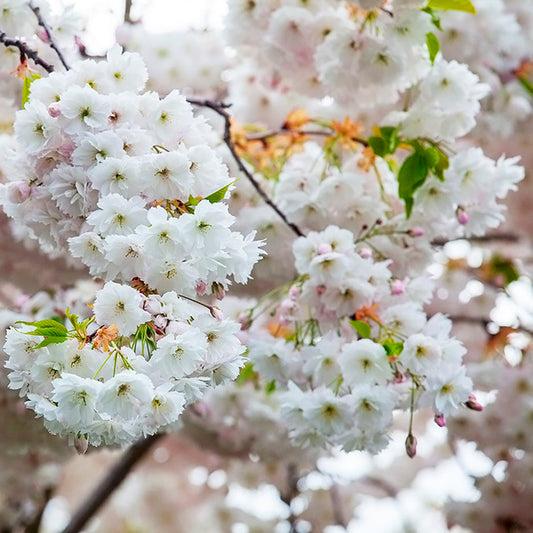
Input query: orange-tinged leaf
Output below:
<box><xmin>93</xmin><ymin>324</ymin><xmax>119</xmax><ymax>352</ymax></box>
<box><xmin>283</xmin><ymin>108</ymin><xmax>310</xmax><ymax>131</ymax></box>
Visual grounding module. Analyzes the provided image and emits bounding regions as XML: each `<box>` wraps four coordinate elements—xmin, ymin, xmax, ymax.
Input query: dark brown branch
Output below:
<box><xmin>188</xmin><ymin>98</ymin><xmax>305</xmax><ymax>238</ymax></box>
<box><xmin>29</xmin><ymin>1</ymin><xmax>70</xmax><ymax>71</ymax></box>
<box><xmin>0</xmin><ymin>31</ymin><xmax>54</xmax><ymax>73</ymax></box>
<box><xmin>61</xmin><ymin>433</ymin><xmax>163</xmax><ymax>533</ymax></box>
<box><xmin>124</xmin><ymin>0</ymin><xmax>135</xmax><ymax>24</ymax></box>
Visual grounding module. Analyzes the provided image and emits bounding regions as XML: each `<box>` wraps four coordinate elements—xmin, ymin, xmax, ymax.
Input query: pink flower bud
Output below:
<box><xmin>391</xmin><ymin>279</ymin><xmax>405</xmax><ymax>295</ymax></box>
<box><xmin>48</xmin><ymin>103</ymin><xmax>61</xmax><ymax>118</ymax></box>
<box><xmin>288</xmin><ymin>285</ymin><xmax>300</xmax><ymax>299</ymax></box>
<box><xmin>359</xmin><ymin>247</ymin><xmax>372</xmax><ymax>259</ymax></box>
<box><xmin>36</xmin><ymin>28</ymin><xmax>50</xmax><ymax>43</ymax></box>
<box><xmin>154</xmin><ymin>315</ymin><xmax>168</xmax><ymax>330</ymax></box>
<box><xmin>405</xmin><ymin>433</ymin><xmax>417</xmax><ymax>458</ymax></box>
<box><xmin>166</xmin><ymin>320</ymin><xmax>189</xmax><ymax>336</ymax></box>
<box><xmin>457</xmin><ymin>208</ymin><xmax>469</xmax><ymax>225</ymax></box>
<box><xmin>238</xmin><ymin>313</ymin><xmax>252</xmax><ymax>330</ymax></box>
<box><xmin>209</xmin><ymin>306</ymin><xmax>224</xmax><ymax>320</ymax></box>
<box><xmin>434</xmin><ymin>413</ymin><xmax>446</xmax><ymax>427</ymax></box>
<box><xmin>211</xmin><ymin>282</ymin><xmax>226</xmax><ymax>300</ymax></box>
<box><xmin>316</xmin><ymin>243</ymin><xmax>332</xmax><ymax>255</ymax></box>
<box><xmin>465</xmin><ymin>393</ymin><xmax>483</xmax><ymax>411</ymax></box>
<box><xmin>196</xmin><ymin>281</ymin><xmax>207</xmax><ymax>295</ymax></box>
<box><xmin>316</xmin><ymin>285</ymin><xmax>326</xmax><ymax>295</ymax></box>
<box><xmin>408</xmin><ymin>226</ymin><xmax>425</xmax><ymax>237</ymax></box>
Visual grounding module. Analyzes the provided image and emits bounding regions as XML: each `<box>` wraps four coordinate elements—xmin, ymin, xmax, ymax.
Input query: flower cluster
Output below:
<box><xmin>238</xmin><ymin>226</ymin><xmax>474</xmax><ymax>454</ymax></box>
<box><xmin>0</xmin><ymin>47</ymin><xmax>264</xmax><ymax>445</ymax></box>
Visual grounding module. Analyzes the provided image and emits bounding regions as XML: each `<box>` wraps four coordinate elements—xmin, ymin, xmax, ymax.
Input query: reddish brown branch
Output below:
<box><xmin>0</xmin><ymin>31</ymin><xmax>54</xmax><ymax>73</ymax></box>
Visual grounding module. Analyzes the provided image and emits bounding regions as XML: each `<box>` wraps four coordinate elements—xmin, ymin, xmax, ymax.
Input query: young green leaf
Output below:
<box><xmin>398</xmin><ymin>152</ymin><xmax>429</xmax><ymax>218</ymax></box>
<box><xmin>22</xmin><ymin>72</ymin><xmax>41</xmax><ymax>109</ymax></box>
<box><xmin>421</xmin><ymin>7</ymin><xmax>442</xmax><ymax>30</ymax></box>
<box><xmin>204</xmin><ymin>179</ymin><xmax>239</xmax><ymax>204</ymax></box>
<box><xmin>349</xmin><ymin>320</ymin><xmax>371</xmax><ymax>339</ymax></box>
<box><xmin>266</xmin><ymin>379</ymin><xmax>276</xmax><ymax>394</ymax></box>
<box><xmin>426</xmin><ymin>0</ymin><xmax>476</xmax><ymax>14</ymax></box>
<box><xmin>426</xmin><ymin>32</ymin><xmax>440</xmax><ymax>65</ymax></box>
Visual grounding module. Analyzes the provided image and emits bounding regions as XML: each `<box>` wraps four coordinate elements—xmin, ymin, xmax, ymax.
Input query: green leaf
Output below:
<box><xmin>518</xmin><ymin>76</ymin><xmax>533</xmax><ymax>96</ymax></box>
<box><xmin>236</xmin><ymin>362</ymin><xmax>256</xmax><ymax>385</ymax></box>
<box><xmin>16</xmin><ymin>318</ymin><xmax>68</xmax><ymax>348</ymax></box>
<box><xmin>489</xmin><ymin>254</ymin><xmax>520</xmax><ymax>286</ymax></box>
<box><xmin>426</xmin><ymin>0</ymin><xmax>476</xmax><ymax>14</ymax></box>
<box><xmin>349</xmin><ymin>320</ymin><xmax>371</xmax><ymax>339</ymax></box>
<box><xmin>433</xmin><ymin>148</ymin><xmax>449</xmax><ymax>181</ymax></box>
<box><xmin>368</xmin><ymin>127</ymin><xmax>400</xmax><ymax>157</ymax></box>
<box><xmin>398</xmin><ymin>152</ymin><xmax>429</xmax><ymax>218</ymax></box>
<box><xmin>34</xmin><ymin>336</ymin><xmax>69</xmax><ymax>349</ymax></box>
<box><xmin>421</xmin><ymin>7</ymin><xmax>442</xmax><ymax>30</ymax></box>
<box><xmin>367</xmin><ymin>136</ymin><xmax>387</xmax><ymax>157</ymax></box>
<box><xmin>187</xmin><ymin>194</ymin><xmax>200</xmax><ymax>207</ymax></box>
<box><xmin>204</xmin><ymin>179</ymin><xmax>238</xmax><ymax>204</ymax></box>
<box><xmin>426</xmin><ymin>32</ymin><xmax>440</xmax><ymax>65</ymax></box>
<box><xmin>22</xmin><ymin>72</ymin><xmax>41</xmax><ymax>109</ymax></box>
<box><xmin>265</xmin><ymin>379</ymin><xmax>276</xmax><ymax>394</ymax></box>
<box><xmin>383</xmin><ymin>339</ymin><xmax>404</xmax><ymax>359</ymax></box>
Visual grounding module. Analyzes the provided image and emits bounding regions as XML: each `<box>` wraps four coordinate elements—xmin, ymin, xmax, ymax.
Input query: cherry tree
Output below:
<box><xmin>0</xmin><ymin>1</ymin><xmax>531</xmax><ymax>531</ymax></box>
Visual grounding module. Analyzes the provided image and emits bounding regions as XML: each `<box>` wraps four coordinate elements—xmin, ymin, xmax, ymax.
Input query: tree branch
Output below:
<box><xmin>188</xmin><ymin>98</ymin><xmax>305</xmax><ymax>238</ymax></box>
<box><xmin>246</xmin><ymin>127</ymin><xmax>369</xmax><ymax>147</ymax></box>
<box><xmin>0</xmin><ymin>31</ymin><xmax>54</xmax><ymax>73</ymax></box>
<box><xmin>124</xmin><ymin>0</ymin><xmax>135</xmax><ymax>24</ymax></box>
<box><xmin>29</xmin><ymin>1</ymin><xmax>70</xmax><ymax>71</ymax></box>
<box><xmin>60</xmin><ymin>433</ymin><xmax>163</xmax><ymax>533</ymax></box>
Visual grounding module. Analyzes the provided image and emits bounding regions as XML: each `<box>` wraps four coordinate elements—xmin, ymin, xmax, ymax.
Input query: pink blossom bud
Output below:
<box><xmin>36</xmin><ymin>28</ymin><xmax>50</xmax><ymax>43</ymax></box>
<box><xmin>316</xmin><ymin>243</ymin><xmax>332</xmax><ymax>255</ymax></box>
<box><xmin>359</xmin><ymin>247</ymin><xmax>372</xmax><ymax>259</ymax></box>
<box><xmin>405</xmin><ymin>433</ymin><xmax>417</xmax><ymax>458</ymax></box>
<box><xmin>434</xmin><ymin>413</ymin><xmax>446</xmax><ymax>427</ymax></box>
<box><xmin>209</xmin><ymin>306</ymin><xmax>224</xmax><ymax>320</ymax></box>
<box><xmin>457</xmin><ymin>208</ymin><xmax>469</xmax><ymax>225</ymax></box>
<box><xmin>465</xmin><ymin>394</ymin><xmax>483</xmax><ymax>411</ymax></box>
<box><xmin>408</xmin><ymin>226</ymin><xmax>425</xmax><ymax>237</ymax></box>
<box><xmin>48</xmin><ymin>103</ymin><xmax>61</xmax><ymax>118</ymax></box>
<box><xmin>316</xmin><ymin>285</ymin><xmax>326</xmax><ymax>295</ymax></box>
<box><xmin>143</xmin><ymin>295</ymin><xmax>162</xmax><ymax>315</ymax></box>
<box><xmin>238</xmin><ymin>313</ymin><xmax>252</xmax><ymax>330</ymax></box>
<box><xmin>211</xmin><ymin>282</ymin><xmax>226</xmax><ymax>300</ymax></box>
<box><xmin>196</xmin><ymin>281</ymin><xmax>207</xmax><ymax>295</ymax></box>
<box><xmin>288</xmin><ymin>285</ymin><xmax>300</xmax><ymax>299</ymax></box>
<box><xmin>391</xmin><ymin>279</ymin><xmax>405</xmax><ymax>295</ymax></box>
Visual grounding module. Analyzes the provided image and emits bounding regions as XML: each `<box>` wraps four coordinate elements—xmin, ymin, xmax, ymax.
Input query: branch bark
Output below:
<box><xmin>0</xmin><ymin>31</ymin><xmax>54</xmax><ymax>73</ymax></box>
<box><xmin>187</xmin><ymin>98</ymin><xmax>305</xmax><ymax>238</ymax></box>
<box><xmin>29</xmin><ymin>1</ymin><xmax>70</xmax><ymax>71</ymax></box>
<box><xmin>60</xmin><ymin>433</ymin><xmax>163</xmax><ymax>533</ymax></box>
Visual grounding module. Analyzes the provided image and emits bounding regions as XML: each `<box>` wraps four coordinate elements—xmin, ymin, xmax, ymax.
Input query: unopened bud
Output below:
<box><xmin>434</xmin><ymin>413</ymin><xmax>446</xmax><ymax>427</ymax></box>
<box><xmin>465</xmin><ymin>393</ymin><xmax>483</xmax><ymax>411</ymax></box>
<box><xmin>209</xmin><ymin>306</ymin><xmax>224</xmax><ymax>320</ymax></box>
<box><xmin>359</xmin><ymin>247</ymin><xmax>372</xmax><ymax>259</ymax></box>
<box><xmin>405</xmin><ymin>433</ymin><xmax>417</xmax><ymax>458</ymax></box>
<box><xmin>196</xmin><ymin>281</ymin><xmax>207</xmax><ymax>295</ymax></box>
<box><xmin>408</xmin><ymin>226</ymin><xmax>424</xmax><ymax>237</ymax></box>
<box><xmin>316</xmin><ymin>284</ymin><xmax>326</xmax><ymax>295</ymax></box>
<box><xmin>457</xmin><ymin>208</ymin><xmax>469</xmax><ymax>225</ymax></box>
<box><xmin>73</xmin><ymin>435</ymin><xmax>89</xmax><ymax>455</ymax></box>
<box><xmin>391</xmin><ymin>279</ymin><xmax>405</xmax><ymax>295</ymax></box>
<box><xmin>211</xmin><ymin>282</ymin><xmax>226</xmax><ymax>300</ymax></box>
<box><xmin>48</xmin><ymin>103</ymin><xmax>61</xmax><ymax>118</ymax></box>
<box><xmin>288</xmin><ymin>285</ymin><xmax>300</xmax><ymax>299</ymax></box>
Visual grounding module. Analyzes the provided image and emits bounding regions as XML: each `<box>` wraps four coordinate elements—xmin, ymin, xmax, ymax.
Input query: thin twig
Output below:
<box><xmin>124</xmin><ymin>0</ymin><xmax>134</xmax><ymax>24</ymax></box>
<box><xmin>188</xmin><ymin>98</ymin><xmax>305</xmax><ymax>238</ymax></box>
<box><xmin>0</xmin><ymin>31</ymin><xmax>54</xmax><ymax>72</ymax></box>
<box><xmin>29</xmin><ymin>1</ymin><xmax>70</xmax><ymax>71</ymax></box>
<box><xmin>61</xmin><ymin>433</ymin><xmax>163</xmax><ymax>533</ymax></box>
